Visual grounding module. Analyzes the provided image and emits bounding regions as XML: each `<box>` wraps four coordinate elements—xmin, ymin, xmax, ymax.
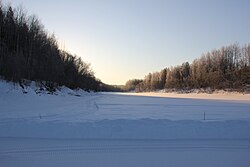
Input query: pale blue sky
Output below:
<box><xmin>6</xmin><ymin>0</ymin><xmax>250</xmax><ymax>84</ymax></box>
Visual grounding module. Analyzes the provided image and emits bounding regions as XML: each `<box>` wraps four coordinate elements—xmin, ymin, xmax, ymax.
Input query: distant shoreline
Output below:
<box><xmin>121</xmin><ymin>92</ymin><xmax>250</xmax><ymax>103</ymax></box>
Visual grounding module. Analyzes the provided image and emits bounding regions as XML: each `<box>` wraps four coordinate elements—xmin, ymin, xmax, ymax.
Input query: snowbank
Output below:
<box><xmin>0</xmin><ymin>79</ymin><xmax>90</xmax><ymax>97</ymax></box>
<box><xmin>1</xmin><ymin>119</ymin><xmax>250</xmax><ymax>140</ymax></box>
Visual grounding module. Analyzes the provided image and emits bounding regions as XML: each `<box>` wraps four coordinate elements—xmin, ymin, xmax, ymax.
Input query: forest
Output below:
<box><xmin>0</xmin><ymin>2</ymin><xmax>109</xmax><ymax>91</ymax></box>
<box><xmin>1</xmin><ymin>2</ymin><xmax>249</xmax><ymax>93</ymax></box>
<box><xmin>124</xmin><ymin>43</ymin><xmax>250</xmax><ymax>92</ymax></box>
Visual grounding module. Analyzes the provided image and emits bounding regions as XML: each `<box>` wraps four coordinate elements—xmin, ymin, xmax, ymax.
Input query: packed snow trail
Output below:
<box><xmin>1</xmin><ymin>119</ymin><xmax>250</xmax><ymax>139</ymax></box>
<box><xmin>1</xmin><ymin>138</ymin><xmax>250</xmax><ymax>167</ymax></box>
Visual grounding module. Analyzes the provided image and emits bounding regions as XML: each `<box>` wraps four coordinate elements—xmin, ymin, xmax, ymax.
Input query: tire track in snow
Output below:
<box><xmin>1</xmin><ymin>139</ymin><xmax>250</xmax><ymax>155</ymax></box>
<box><xmin>35</xmin><ymin>95</ymin><xmax>102</xmax><ymax>122</ymax></box>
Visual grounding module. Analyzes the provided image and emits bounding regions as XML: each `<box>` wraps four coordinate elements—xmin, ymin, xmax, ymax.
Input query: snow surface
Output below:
<box><xmin>124</xmin><ymin>91</ymin><xmax>250</xmax><ymax>103</ymax></box>
<box><xmin>0</xmin><ymin>80</ymin><xmax>250</xmax><ymax>167</ymax></box>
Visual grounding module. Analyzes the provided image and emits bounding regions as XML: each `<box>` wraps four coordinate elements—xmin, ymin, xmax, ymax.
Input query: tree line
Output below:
<box><xmin>124</xmin><ymin>43</ymin><xmax>250</xmax><ymax>92</ymax></box>
<box><xmin>0</xmin><ymin>2</ymin><xmax>109</xmax><ymax>91</ymax></box>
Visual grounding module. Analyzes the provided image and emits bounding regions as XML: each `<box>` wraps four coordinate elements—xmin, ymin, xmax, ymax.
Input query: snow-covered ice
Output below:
<box><xmin>0</xmin><ymin>80</ymin><xmax>250</xmax><ymax>167</ymax></box>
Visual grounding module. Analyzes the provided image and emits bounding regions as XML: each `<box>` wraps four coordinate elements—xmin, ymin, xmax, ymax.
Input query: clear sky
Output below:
<box><xmin>5</xmin><ymin>0</ymin><xmax>250</xmax><ymax>85</ymax></box>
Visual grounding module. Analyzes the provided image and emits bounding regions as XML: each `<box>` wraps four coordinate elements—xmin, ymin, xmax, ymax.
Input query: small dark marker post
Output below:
<box><xmin>204</xmin><ymin>112</ymin><xmax>206</xmax><ymax>120</ymax></box>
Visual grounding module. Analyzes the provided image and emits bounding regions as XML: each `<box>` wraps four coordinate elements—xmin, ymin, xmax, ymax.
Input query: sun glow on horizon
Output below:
<box><xmin>8</xmin><ymin>0</ymin><xmax>250</xmax><ymax>85</ymax></box>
